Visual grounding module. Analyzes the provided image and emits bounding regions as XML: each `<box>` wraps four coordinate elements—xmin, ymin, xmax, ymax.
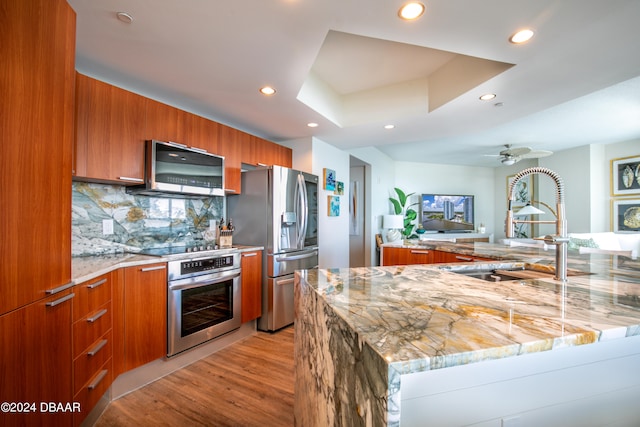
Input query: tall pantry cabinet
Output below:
<box><xmin>0</xmin><ymin>0</ymin><xmax>76</xmax><ymax>426</ymax></box>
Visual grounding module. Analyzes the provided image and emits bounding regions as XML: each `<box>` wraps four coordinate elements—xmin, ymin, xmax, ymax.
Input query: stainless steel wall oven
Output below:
<box><xmin>167</xmin><ymin>252</ymin><xmax>241</xmax><ymax>357</ymax></box>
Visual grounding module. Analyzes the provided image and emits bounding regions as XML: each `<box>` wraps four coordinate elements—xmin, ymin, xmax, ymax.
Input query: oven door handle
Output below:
<box><xmin>168</xmin><ymin>270</ymin><xmax>240</xmax><ymax>292</ymax></box>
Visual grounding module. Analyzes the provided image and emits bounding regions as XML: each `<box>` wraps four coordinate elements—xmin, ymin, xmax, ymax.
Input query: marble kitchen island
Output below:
<box><xmin>294</xmin><ymin>245</ymin><xmax>640</xmax><ymax>427</ymax></box>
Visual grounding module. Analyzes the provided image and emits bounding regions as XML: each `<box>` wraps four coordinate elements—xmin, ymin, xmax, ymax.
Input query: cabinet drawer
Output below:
<box><xmin>74</xmin><ymin>273</ymin><xmax>112</xmax><ymax>322</ymax></box>
<box><xmin>73</xmin><ymin>358</ymin><xmax>112</xmax><ymax>427</ymax></box>
<box><xmin>73</xmin><ymin>330</ymin><xmax>112</xmax><ymax>395</ymax></box>
<box><xmin>73</xmin><ymin>301</ymin><xmax>111</xmax><ymax>358</ymax></box>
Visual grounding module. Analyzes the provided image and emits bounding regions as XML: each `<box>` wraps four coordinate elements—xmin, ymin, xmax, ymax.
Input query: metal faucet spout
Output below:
<box><xmin>505</xmin><ymin>167</ymin><xmax>568</xmax><ymax>281</ymax></box>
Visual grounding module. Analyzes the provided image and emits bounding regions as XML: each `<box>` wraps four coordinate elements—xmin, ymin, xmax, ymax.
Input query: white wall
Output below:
<box><xmin>394</xmin><ymin>162</ymin><xmax>496</xmax><ymax>237</ymax></box>
<box><xmin>347</xmin><ymin>147</ymin><xmax>396</xmax><ymax>265</ymax></box>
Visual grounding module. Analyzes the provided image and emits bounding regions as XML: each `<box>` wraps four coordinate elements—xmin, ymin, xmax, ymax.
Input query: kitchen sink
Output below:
<box><xmin>454</xmin><ymin>270</ymin><xmax>524</xmax><ymax>282</ymax></box>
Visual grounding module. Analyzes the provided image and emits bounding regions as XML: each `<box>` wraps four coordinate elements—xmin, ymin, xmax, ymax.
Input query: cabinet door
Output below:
<box><xmin>241</xmin><ymin>251</ymin><xmax>262</xmax><ymax>323</ymax></box>
<box><xmin>0</xmin><ymin>291</ymin><xmax>74</xmax><ymax>427</ymax></box>
<box><xmin>0</xmin><ymin>0</ymin><xmax>74</xmax><ymax>315</ymax></box>
<box><xmin>382</xmin><ymin>247</ymin><xmax>434</xmax><ymax>265</ymax></box>
<box><xmin>75</xmin><ymin>74</ymin><xmax>146</xmax><ymax>183</ymax></box>
<box><xmin>123</xmin><ymin>263</ymin><xmax>167</xmax><ymax>371</ymax></box>
<box><xmin>218</xmin><ymin>124</ymin><xmax>243</xmax><ymax>194</ymax></box>
<box><xmin>145</xmin><ymin>98</ymin><xmax>187</xmax><ymax>144</ymax></box>
<box><xmin>186</xmin><ymin>113</ymin><xmax>220</xmax><ymax>154</ymax></box>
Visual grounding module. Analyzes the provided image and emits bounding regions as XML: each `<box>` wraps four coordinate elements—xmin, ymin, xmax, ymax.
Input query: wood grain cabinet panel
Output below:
<box><xmin>0</xmin><ymin>291</ymin><xmax>74</xmax><ymax>427</ymax></box>
<box><xmin>75</xmin><ymin>74</ymin><xmax>146</xmax><ymax>184</ymax></box>
<box><xmin>218</xmin><ymin>124</ymin><xmax>243</xmax><ymax>194</ymax></box>
<box><xmin>432</xmin><ymin>250</ymin><xmax>493</xmax><ymax>264</ymax></box>
<box><xmin>241</xmin><ymin>250</ymin><xmax>262</xmax><ymax>323</ymax></box>
<box><xmin>145</xmin><ymin>98</ymin><xmax>188</xmax><ymax>144</ymax></box>
<box><xmin>123</xmin><ymin>263</ymin><xmax>168</xmax><ymax>371</ymax></box>
<box><xmin>382</xmin><ymin>247</ymin><xmax>434</xmax><ymax>265</ymax></box>
<box><xmin>0</xmin><ymin>0</ymin><xmax>75</xmax><ymax>316</ymax></box>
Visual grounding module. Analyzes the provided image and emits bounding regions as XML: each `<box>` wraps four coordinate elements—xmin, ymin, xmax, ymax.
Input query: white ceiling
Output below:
<box><xmin>68</xmin><ymin>0</ymin><xmax>640</xmax><ymax>167</ymax></box>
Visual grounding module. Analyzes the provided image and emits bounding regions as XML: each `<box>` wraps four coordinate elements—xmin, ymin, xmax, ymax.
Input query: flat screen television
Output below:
<box><xmin>420</xmin><ymin>194</ymin><xmax>475</xmax><ymax>232</ymax></box>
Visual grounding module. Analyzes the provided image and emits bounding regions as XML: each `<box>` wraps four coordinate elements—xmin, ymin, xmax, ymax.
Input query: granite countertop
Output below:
<box><xmin>298</xmin><ymin>242</ymin><xmax>640</xmax><ymax>375</ymax></box>
<box><xmin>71</xmin><ymin>245</ymin><xmax>263</xmax><ymax>284</ymax></box>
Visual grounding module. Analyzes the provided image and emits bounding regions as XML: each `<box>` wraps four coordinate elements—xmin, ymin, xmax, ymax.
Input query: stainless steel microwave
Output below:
<box><xmin>127</xmin><ymin>140</ymin><xmax>225</xmax><ymax>197</ymax></box>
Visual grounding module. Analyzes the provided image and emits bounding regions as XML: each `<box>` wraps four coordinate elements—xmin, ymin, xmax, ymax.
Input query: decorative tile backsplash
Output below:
<box><xmin>72</xmin><ymin>182</ymin><xmax>224</xmax><ymax>256</ymax></box>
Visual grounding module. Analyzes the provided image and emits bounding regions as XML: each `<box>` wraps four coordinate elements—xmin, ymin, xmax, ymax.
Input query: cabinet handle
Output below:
<box><xmin>224</xmin><ymin>189</ymin><xmax>237</xmax><ymax>193</ymax></box>
<box><xmin>257</xmin><ymin>163</ymin><xmax>268</xmax><ymax>167</ymax></box>
<box><xmin>166</xmin><ymin>141</ymin><xmax>187</xmax><ymax>148</ymax></box>
<box><xmin>118</xmin><ymin>176</ymin><xmax>144</xmax><ymax>183</ymax></box>
<box><xmin>455</xmin><ymin>256</ymin><xmax>473</xmax><ymax>261</ymax></box>
<box><xmin>87</xmin><ymin>339</ymin><xmax>108</xmax><ymax>357</ymax></box>
<box><xmin>410</xmin><ymin>250</ymin><xmax>430</xmax><ymax>255</ymax></box>
<box><xmin>243</xmin><ymin>252</ymin><xmax>257</xmax><ymax>257</ymax></box>
<box><xmin>46</xmin><ymin>281</ymin><xmax>74</xmax><ymax>295</ymax></box>
<box><xmin>277</xmin><ymin>278</ymin><xmax>295</xmax><ymax>286</ymax></box>
<box><xmin>87</xmin><ymin>278</ymin><xmax>107</xmax><ymax>289</ymax></box>
<box><xmin>189</xmin><ymin>146</ymin><xmax>208</xmax><ymax>153</ymax></box>
<box><xmin>45</xmin><ymin>292</ymin><xmax>75</xmax><ymax>307</ymax></box>
<box><xmin>140</xmin><ymin>265</ymin><xmax>167</xmax><ymax>272</ymax></box>
<box><xmin>87</xmin><ymin>308</ymin><xmax>107</xmax><ymax>323</ymax></box>
<box><xmin>88</xmin><ymin>370</ymin><xmax>108</xmax><ymax>391</ymax></box>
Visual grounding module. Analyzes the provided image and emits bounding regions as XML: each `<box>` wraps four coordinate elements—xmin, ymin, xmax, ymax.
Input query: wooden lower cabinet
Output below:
<box><xmin>382</xmin><ymin>247</ymin><xmax>434</xmax><ymax>265</ymax></box>
<box><xmin>0</xmin><ymin>291</ymin><xmax>74</xmax><ymax>427</ymax></box>
<box><xmin>432</xmin><ymin>250</ymin><xmax>493</xmax><ymax>263</ymax></box>
<box><xmin>241</xmin><ymin>250</ymin><xmax>262</xmax><ymax>323</ymax></box>
<box><xmin>122</xmin><ymin>263</ymin><xmax>167</xmax><ymax>371</ymax></box>
<box><xmin>72</xmin><ymin>273</ymin><xmax>113</xmax><ymax>426</ymax></box>
<box><xmin>382</xmin><ymin>247</ymin><xmax>494</xmax><ymax>266</ymax></box>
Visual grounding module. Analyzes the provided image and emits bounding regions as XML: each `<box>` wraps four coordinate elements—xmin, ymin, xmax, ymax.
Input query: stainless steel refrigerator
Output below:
<box><xmin>227</xmin><ymin>166</ymin><xmax>318</xmax><ymax>331</ymax></box>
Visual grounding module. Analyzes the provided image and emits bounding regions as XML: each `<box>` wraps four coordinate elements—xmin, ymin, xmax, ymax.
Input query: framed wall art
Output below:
<box><xmin>335</xmin><ymin>181</ymin><xmax>344</xmax><ymax>195</ymax></box>
<box><xmin>611</xmin><ymin>155</ymin><xmax>640</xmax><ymax>196</ymax></box>
<box><xmin>611</xmin><ymin>198</ymin><xmax>640</xmax><ymax>232</ymax></box>
<box><xmin>328</xmin><ymin>195</ymin><xmax>340</xmax><ymax>217</ymax></box>
<box><xmin>506</xmin><ymin>174</ymin><xmax>533</xmax><ymax>237</ymax></box>
<box><xmin>323</xmin><ymin>168</ymin><xmax>336</xmax><ymax>191</ymax></box>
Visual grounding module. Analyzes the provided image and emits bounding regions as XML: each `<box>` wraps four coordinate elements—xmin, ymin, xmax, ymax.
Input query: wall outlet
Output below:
<box><xmin>209</xmin><ymin>219</ymin><xmax>217</xmax><ymax>231</ymax></box>
<box><xmin>102</xmin><ymin>219</ymin><xmax>114</xmax><ymax>235</ymax></box>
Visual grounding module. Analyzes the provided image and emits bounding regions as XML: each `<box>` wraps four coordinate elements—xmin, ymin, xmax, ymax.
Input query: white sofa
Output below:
<box><xmin>501</xmin><ymin>232</ymin><xmax>639</xmax><ymax>259</ymax></box>
<box><xmin>567</xmin><ymin>232</ymin><xmax>639</xmax><ymax>259</ymax></box>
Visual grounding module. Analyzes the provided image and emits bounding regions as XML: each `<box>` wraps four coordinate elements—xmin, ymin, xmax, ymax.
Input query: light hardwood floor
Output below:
<box><xmin>95</xmin><ymin>326</ymin><xmax>294</xmax><ymax>426</ymax></box>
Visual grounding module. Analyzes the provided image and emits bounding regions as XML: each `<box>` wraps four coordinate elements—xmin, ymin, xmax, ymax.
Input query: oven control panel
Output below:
<box><xmin>180</xmin><ymin>255</ymin><xmax>235</xmax><ymax>275</ymax></box>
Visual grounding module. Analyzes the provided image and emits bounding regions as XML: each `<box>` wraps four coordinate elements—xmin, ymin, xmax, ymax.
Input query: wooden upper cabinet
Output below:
<box><xmin>75</xmin><ymin>73</ymin><xmax>147</xmax><ymax>184</ymax></box>
<box><xmin>184</xmin><ymin>113</ymin><xmax>220</xmax><ymax>154</ymax></box>
<box><xmin>145</xmin><ymin>98</ymin><xmax>189</xmax><ymax>144</ymax></box>
<box><xmin>218</xmin><ymin>124</ymin><xmax>243</xmax><ymax>194</ymax></box>
<box><xmin>241</xmin><ymin>134</ymin><xmax>292</xmax><ymax>168</ymax></box>
<box><xmin>1</xmin><ymin>0</ymin><xmax>75</xmax><ymax>315</ymax></box>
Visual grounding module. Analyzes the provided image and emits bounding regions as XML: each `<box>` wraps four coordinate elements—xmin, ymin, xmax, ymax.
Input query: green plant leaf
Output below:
<box><xmin>394</xmin><ymin>188</ymin><xmax>407</xmax><ymax>207</ymax></box>
<box><xmin>389</xmin><ymin>197</ymin><xmax>402</xmax><ymax>214</ymax></box>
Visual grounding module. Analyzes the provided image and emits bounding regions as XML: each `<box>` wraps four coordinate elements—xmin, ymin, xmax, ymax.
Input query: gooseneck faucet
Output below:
<box><xmin>505</xmin><ymin>167</ymin><xmax>569</xmax><ymax>281</ymax></box>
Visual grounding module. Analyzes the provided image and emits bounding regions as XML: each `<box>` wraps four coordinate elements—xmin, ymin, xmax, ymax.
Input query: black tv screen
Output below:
<box><xmin>420</xmin><ymin>194</ymin><xmax>475</xmax><ymax>232</ymax></box>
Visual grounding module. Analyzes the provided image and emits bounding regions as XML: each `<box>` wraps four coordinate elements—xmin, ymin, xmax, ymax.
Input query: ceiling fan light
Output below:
<box><xmin>501</xmin><ymin>157</ymin><xmax>516</xmax><ymax>166</ymax></box>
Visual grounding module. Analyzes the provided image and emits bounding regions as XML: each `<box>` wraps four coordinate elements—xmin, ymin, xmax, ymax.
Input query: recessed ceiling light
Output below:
<box><xmin>259</xmin><ymin>86</ymin><xmax>276</xmax><ymax>95</ymax></box>
<box><xmin>509</xmin><ymin>29</ymin><xmax>534</xmax><ymax>44</ymax></box>
<box><xmin>116</xmin><ymin>12</ymin><xmax>133</xmax><ymax>24</ymax></box>
<box><xmin>479</xmin><ymin>93</ymin><xmax>496</xmax><ymax>101</ymax></box>
<box><xmin>307</xmin><ymin>122</ymin><xmax>318</xmax><ymax>128</ymax></box>
<box><xmin>384</xmin><ymin>124</ymin><xmax>395</xmax><ymax>129</ymax></box>
<box><xmin>398</xmin><ymin>2</ymin><xmax>425</xmax><ymax>20</ymax></box>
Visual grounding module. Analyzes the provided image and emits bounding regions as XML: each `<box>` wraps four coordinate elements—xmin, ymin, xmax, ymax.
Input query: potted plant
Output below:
<box><xmin>389</xmin><ymin>187</ymin><xmax>419</xmax><ymax>239</ymax></box>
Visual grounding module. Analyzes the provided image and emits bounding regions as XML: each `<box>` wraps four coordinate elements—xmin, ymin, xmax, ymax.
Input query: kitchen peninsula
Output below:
<box><xmin>294</xmin><ymin>242</ymin><xmax>640</xmax><ymax>427</ymax></box>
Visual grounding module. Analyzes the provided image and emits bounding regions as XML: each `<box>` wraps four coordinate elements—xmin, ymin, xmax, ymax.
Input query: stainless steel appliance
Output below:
<box><xmin>167</xmin><ymin>251</ymin><xmax>241</xmax><ymax>356</ymax></box>
<box><xmin>127</xmin><ymin>140</ymin><xmax>225</xmax><ymax>197</ymax></box>
<box><xmin>228</xmin><ymin>166</ymin><xmax>318</xmax><ymax>331</ymax></box>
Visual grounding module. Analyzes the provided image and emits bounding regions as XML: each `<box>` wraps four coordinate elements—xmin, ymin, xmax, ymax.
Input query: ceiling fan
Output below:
<box><xmin>487</xmin><ymin>144</ymin><xmax>553</xmax><ymax>165</ymax></box>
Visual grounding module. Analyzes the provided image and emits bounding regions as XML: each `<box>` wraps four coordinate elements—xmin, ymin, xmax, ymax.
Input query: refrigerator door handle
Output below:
<box><xmin>275</xmin><ymin>250</ymin><xmax>318</xmax><ymax>262</ymax></box>
<box><xmin>296</xmin><ymin>173</ymin><xmax>308</xmax><ymax>249</ymax></box>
